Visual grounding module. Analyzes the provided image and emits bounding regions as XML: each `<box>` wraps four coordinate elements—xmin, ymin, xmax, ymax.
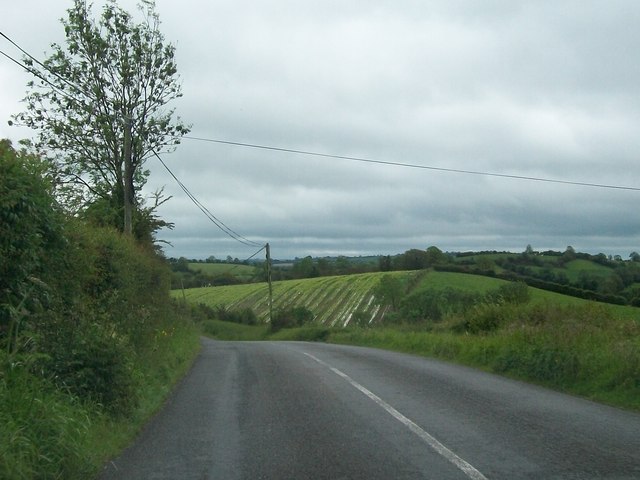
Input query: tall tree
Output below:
<box><xmin>13</xmin><ymin>0</ymin><xmax>190</xmax><ymax>234</ymax></box>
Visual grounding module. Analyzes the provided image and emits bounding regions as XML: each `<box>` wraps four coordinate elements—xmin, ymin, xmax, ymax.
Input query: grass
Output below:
<box><xmin>328</xmin><ymin>303</ymin><xmax>640</xmax><ymax>410</ymax></box>
<box><xmin>192</xmin><ymin>270</ymin><xmax>640</xmax><ymax>412</ymax></box>
<box><xmin>174</xmin><ymin>271</ymin><xmax>404</xmax><ymax>326</ymax></box>
<box><xmin>90</xmin><ymin>322</ymin><xmax>200</xmax><ymax>457</ymax></box>
<box><xmin>188</xmin><ymin>262</ymin><xmax>256</xmax><ymax>281</ymax></box>
<box><xmin>201</xmin><ymin>319</ymin><xmax>270</xmax><ymax>341</ymax></box>
<box><xmin>561</xmin><ymin>259</ymin><xmax>619</xmax><ymax>283</ymax></box>
<box><xmin>0</xmin><ymin>366</ymin><xmax>94</xmax><ymax>479</ymax></box>
<box><xmin>0</xmin><ymin>321</ymin><xmax>201</xmax><ymax>480</ymax></box>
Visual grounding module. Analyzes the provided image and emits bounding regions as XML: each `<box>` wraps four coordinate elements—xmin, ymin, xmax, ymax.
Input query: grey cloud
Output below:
<box><xmin>2</xmin><ymin>0</ymin><xmax>640</xmax><ymax>259</ymax></box>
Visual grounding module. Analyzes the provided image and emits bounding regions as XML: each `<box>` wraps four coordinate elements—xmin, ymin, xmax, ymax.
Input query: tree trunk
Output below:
<box><xmin>123</xmin><ymin>116</ymin><xmax>133</xmax><ymax>235</ymax></box>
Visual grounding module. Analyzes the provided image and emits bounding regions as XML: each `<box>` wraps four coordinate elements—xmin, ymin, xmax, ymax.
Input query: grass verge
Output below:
<box><xmin>328</xmin><ymin>305</ymin><xmax>640</xmax><ymax>411</ymax></box>
<box><xmin>201</xmin><ymin>319</ymin><xmax>270</xmax><ymax>341</ymax></box>
<box><xmin>1</xmin><ymin>321</ymin><xmax>200</xmax><ymax>480</ymax></box>
<box><xmin>87</xmin><ymin>322</ymin><xmax>201</xmax><ymax>474</ymax></box>
<box><xmin>201</xmin><ymin>302</ymin><xmax>640</xmax><ymax>412</ymax></box>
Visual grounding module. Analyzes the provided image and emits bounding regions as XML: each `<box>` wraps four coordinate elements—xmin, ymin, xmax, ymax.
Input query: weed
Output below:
<box><xmin>0</xmin><ymin>360</ymin><xmax>94</xmax><ymax>480</ymax></box>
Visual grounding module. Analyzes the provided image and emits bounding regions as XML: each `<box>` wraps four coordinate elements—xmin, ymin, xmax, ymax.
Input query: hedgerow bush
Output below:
<box><xmin>38</xmin><ymin>319</ymin><xmax>137</xmax><ymax>413</ymax></box>
<box><xmin>213</xmin><ymin>305</ymin><xmax>258</xmax><ymax>325</ymax></box>
<box><xmin>0</xmin><ymin>358</ymin><xmax>95</xmax><ymax>479</ymax></box>
<box><xmin>270</xmin><ymin>306</ymin><xmax>315</xmax><ymax>331</ymax></box>
<box><xmin>0</xmin><ymin>140</ymin><xmax>65</xmax><ymax>355</ymax></box>
<box><xmin>1</xmin><ymin>140</ymin><xmax>200</xmax><ymax>477</ymax></box>
<box><xmin>399</xmin><ymin>287</ymin><xmax>481</xmax><ymax>323</ymax></box>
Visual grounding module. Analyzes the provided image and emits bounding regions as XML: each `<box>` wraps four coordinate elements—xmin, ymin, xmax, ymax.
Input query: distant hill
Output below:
<box><xmin>169</xmin><ymin>247</ymin><xmax>640</xmax><ymax>306</ymax></box>
<box><xmin>173</xmin><ymin>269</ymin><xmax>638</xmax><ymax>327</ymax></box>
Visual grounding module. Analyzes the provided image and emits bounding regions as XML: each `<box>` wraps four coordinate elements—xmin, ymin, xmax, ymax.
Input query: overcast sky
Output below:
<box><xmin>2</xmin><ymin>1</ymin><xmax>640</xmax><ymax>260</ymax></box>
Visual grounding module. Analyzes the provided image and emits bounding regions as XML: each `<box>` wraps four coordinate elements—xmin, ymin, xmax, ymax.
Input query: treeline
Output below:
<box><xmin>168</xmin><ymin>257</ymin><xmax>253</xmax><ymax>288</ymax></box>
<box><xmin>269</xmin><ymin>248</ymin><xmax>451</xmax><ymax>281</ymax></box>
<box><xmin>274</xmin><ymin>255</ymin><xmax>377</xmax><ymax>280</ymax></box>
<box><xmin>171</xmin><ymin>242</ymin><xmax>640</xmax><ymax>307</ymax></box>
<box><xmin>376</xmin><ymin>245</ymin><xmax>640</xmax><ymax>307</ymax></box>
<box><xmin>439</xmin><ymin>246</ymin><xmax>640</xmax><ymax>306</ymax></box>
<box><xmin>434</xmin><ymin>265</ymin><xmax>630</xmax><ymax>306</ymax></box>
<box><xmin>1</xmin><ymin>141</ymin><xmax>198</xmax><ymax>478</ymax></box>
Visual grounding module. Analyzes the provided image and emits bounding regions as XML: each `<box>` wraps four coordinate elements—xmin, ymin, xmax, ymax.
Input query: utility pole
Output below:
<box><xmin>123</xmin><ymin>115</ymin><xmax>133</xmax><ymax>235</ymax></box>
<box><xmin>266</xmin><ymin>243</ymin><xmax>273</xmax><ymax>324</ymax></box>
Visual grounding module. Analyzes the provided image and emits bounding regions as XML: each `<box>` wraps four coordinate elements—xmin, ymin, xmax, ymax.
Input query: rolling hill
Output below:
<box><xmin>173</xmin><ymin>269</ymin><xmax>637</xmax><ymax>325</ymax></box>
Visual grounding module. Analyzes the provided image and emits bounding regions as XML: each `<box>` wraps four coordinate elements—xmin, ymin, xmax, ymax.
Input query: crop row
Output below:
<box><xmin>179</xmin><ymin>272</ymin><xmax>398</xmax><ymax>325</ymax></box>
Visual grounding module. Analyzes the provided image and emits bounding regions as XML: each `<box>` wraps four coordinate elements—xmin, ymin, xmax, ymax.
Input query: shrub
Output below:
<box><xmin>38</xmin><ymin>322</ymin><xmax>137</xmax><ymax>413</ymax></box>
<box><xmin>454</xmin><ymin>302</ymin><xmax>507</xmax><ymax>334</ymax></box>
<box><xmin>374</xmin><ymin>274</ymin><xmax>406</xmax><ymax>310</ymax></box>
<box><xmin>270</xmin><ymin>325</ymin><xmax>331</xmax><ymax>342</ymax></box>
<box><xmin>0</xmin><ymin>138</ymin><xmax>201</xmax><ymax>477</ymax></box>
<box><xmin>188</xmin><ymin>302</ymin><xmax>217</xmax><ymax>323</ymax></box>
<box><xmin>0</xmin><ymin>361</ymin><xmax>94</xmax><ymax>479</ymax></box>
<box><xmin>493</xmin><ymin>343</ymin><xmax>581</xmax><ymax>385</ymax></box>
<box><xmin>399</xmin><ymin>287</ymin><xmax>481</xmax><ymax>323</ymax></box>
<box><xmin>351</xmin><ymin>310</ymin><xmax>371</xmax><ymax>327</ymax></box>
<box><xmin>0</xmin><ymin>141</ymin><xmax>64</xmax><ymax>353</ymax></box>
<box><xmin>270</xmin><ymin>306</ymin><xmax>314</xmax><ymax>331</ymax></box>
<box><xmin>214</xmin><ymin>305</ymin><xmax>258</xmax><ymax>325</ymax></box>
<box><xmin>489</xmin><ymin>281</ymin><xmax>530</xmax><ymax>305</ymax></box>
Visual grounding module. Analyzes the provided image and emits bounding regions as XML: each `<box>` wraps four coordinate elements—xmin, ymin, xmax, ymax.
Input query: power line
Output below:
<box><xmin>153</xmin><ymin>149</ymin><xmax>263</xmax><ymax>248</ymax></box>
<box><xmin>2</xmin><ymin>32</ymin><xmax>265</xmax><ymax>251</ymax></box>
<box><xmin>0</xmin><ymin>30</ymin><xmax>91</xmax><ymax>98</ymax></box>
<box><xmin>206</xmin><ymin>246</ymin><xmax>267</xmax><ymax>281</ymax></box>
<box><xmin>154</xmin><ymin>149</ymin><xmax>262</xmax><ymax>247</ymax></box>
<box><xmin>180</xmin><ymin>135</ymin><xmax>640</xmax><ymax>192</ymax></box>
<box><xmin>2</xmin><ymin>30</ymin><xmax>266</xmax><ymax>251</ymax></box>
<box><xmin>4</xmin><ymin>29</ymin><xmax>635</xmax><ymax>194</ymax></box>
<box><xmin>0</xmin><ymin>46</ymin><xmax>75</xmax><ymax>106</ymax></box>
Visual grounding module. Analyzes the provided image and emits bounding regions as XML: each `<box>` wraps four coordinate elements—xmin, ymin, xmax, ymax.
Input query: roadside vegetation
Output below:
<box><xmin>3</xmin><ymin>0</ymin><xmax>200</xmax><ymax>477</ymax></box>
<box><xmin>186</xmin><ymin>267</ymin><xmax>640</xmax><ymax>411</ymax></box>
<box><xmin>174</xmin><ymin>244</ymin><xmax>640</xmax><ymax>309</ymax></box>
<box><xmin>1</xmin><ymin>142</ymin><xmax>199</xmax><ymax>478</ymax></box>
<box><xmin>4</xmin><ymin>4</ymin><xmax>640</xmax><ymax>478</ymax></box>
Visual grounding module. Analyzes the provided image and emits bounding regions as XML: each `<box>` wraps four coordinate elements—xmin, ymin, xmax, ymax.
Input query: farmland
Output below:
<box><xmin>188</xmin><ymin>262</ymin><xmax>256</xmax><ymax>282</ymax></box>
<box><xmin>175</xmin><ymin>269</ymin><xmax>638</xmax><ymax>325</ymax></box>
<box><xmin>178</xmin><ymin>269</ymin><xmax>640</xmax><ymax>410</ymax></box>
<box><xmin>177</xmin><ymin>271</ymin><xmax>411</xmax><ymax>326</ymax></box>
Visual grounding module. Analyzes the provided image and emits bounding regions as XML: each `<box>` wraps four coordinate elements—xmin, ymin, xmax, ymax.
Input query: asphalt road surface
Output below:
<box><xmin>99</xmin><ymin>338</ymin><xmax>640</xmax><ymax>479</ymax></box>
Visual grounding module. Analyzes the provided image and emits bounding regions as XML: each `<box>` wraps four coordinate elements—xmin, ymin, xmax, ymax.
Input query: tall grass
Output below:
<box><xmin>201</xmin><ymin>319</ymin><xmax>270</xmax><ymax>341</ymax></box>
<box><xmin>87</xmin><ymin>319</ymin><xmax>200</xmax><ymax>470</ymax></box>
<box><xmin>0</xmin><ymin>317</ymin><xmax>200</xmax><ymax>480</ymax></box>
<box><xmin>0</xmin><ymin>360</ymin><xmax>94</xmax><ymax>479</ymax></box>
<box><xmin>189</xmin><ymin>271</ymin><xmax>640</xmax><ymax>411</ymax></box>
<box><xmin>331</xmin><ymin>302</ymin><xmax>640</xmax><ymax>410</ymax></box>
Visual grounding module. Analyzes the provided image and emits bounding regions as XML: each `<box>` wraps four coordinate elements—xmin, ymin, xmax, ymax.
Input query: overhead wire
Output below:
<box><xmin>180</xmin><ymin>135</ymin><xmax>640</xmax><ymax>192</ymax></box>
<box><xmin>0</xmin><ymin>46</ymin><xmax>75</xmax><ymax>106</ymax></box>
<box><xmin>219</xmin><ymin>244</ymin><xmax>267</xmax><ymax>278</ymax></box>
<box><xmin>153</xmin><ymin>149</ymin><xmax>264</xmax><ymax>248</ymax></box>
<box><xmin>186</xmin><ymin>245</ymin><xmax>266</xmax><ymax>296</ymax></box>
<box><xmin>3</xmin><ymin>30</ymin><xmax>637</xmax><ymax>195</ymax></box>
<box><xmin>0</xmin><ymin>30</ymin><xmax>92</xmax><ymax>98</ymax></box>
<box><xmin>4</xmin><ymin>27</ymin><xmax>639</xmax><ymax>263</ymax></box>
<box><xmin>0</xmin><ymin>31</ymin><xmax>265</xmax><ymax>251</ymax></box>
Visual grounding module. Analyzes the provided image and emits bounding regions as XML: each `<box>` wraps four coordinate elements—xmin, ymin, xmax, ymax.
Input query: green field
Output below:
<box><xmin>176</xmin><ymin>271</ymin><xmax>410</xmax><ymax>326</ymax></box>
<box><xmin>188</xmin><ymin>262</ymin><xmax>257</xmax><ymax>281</ymax></box>
<box><xmin>174</xmin><ymin>270</ymin><xmax>639</xmax><ymax>325</ymax></box>
<box><xmin>180</xmin><ymin>270</ymin><xmax>640</xmax><ymax>410</ymax></box>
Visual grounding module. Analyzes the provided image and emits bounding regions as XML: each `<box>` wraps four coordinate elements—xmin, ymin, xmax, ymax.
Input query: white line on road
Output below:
<box><xmin>303</xmin><ymin>352</ymin><xmax>488</xmax><ymax>480</ymax></box>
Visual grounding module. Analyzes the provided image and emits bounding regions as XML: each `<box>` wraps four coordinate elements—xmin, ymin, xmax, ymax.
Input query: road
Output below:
<box><xmin>99</xmin><ymin>338</ymin><xmax>640</xmax><ymax>479</ymax></box>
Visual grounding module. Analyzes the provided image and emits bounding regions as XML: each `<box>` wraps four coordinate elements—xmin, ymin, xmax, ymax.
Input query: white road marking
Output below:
<box><xmin>303</xmin><ymin>352</ymin><xmax>488</xmax><ymax>480</ymax></box>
